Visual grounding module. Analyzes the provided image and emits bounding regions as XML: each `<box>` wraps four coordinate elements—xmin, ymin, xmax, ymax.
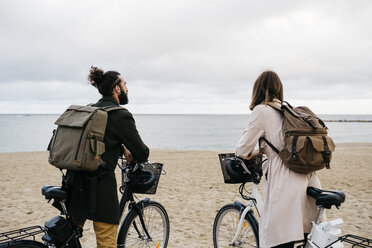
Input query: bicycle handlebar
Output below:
<box><xmin>117</xmin><ymin>157</ymin><xmax>156</xmax><ymax>188</ymax></box>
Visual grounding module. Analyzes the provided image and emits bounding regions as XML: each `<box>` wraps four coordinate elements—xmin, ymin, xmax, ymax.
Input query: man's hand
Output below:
<box><xmin>123</xmin><ymin>146</ymin><xmax>133</xmax><ymax>163</ymax></box>
<box><xmin>247</xmin><ymin>149</ymin><xmax>260</xmax><ymax>161</ymax></box>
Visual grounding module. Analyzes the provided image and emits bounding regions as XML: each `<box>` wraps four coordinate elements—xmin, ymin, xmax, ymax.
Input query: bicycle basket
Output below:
<box><xmin>218</xmin><ymin>153</ymin><xmax>263</xmax><ymax>184</ymax></box>
<box><xmin>129</xmin><ymin>162</ymin><xmax>163</xmax><ymax>194</ymax></box>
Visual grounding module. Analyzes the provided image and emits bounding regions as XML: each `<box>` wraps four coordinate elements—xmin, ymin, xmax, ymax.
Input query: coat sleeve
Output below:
<box><xmin>235</xmin><ymin>106</ymin><xmax>264</xmax><ymax>159</ymax></box>
<box><xmin>117</xmin><ymin>111</ymin><xmax>149</xmax><ymax>162</ymax></box>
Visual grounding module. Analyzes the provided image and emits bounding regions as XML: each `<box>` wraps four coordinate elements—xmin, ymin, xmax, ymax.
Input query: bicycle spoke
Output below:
<box><xmin>214</xmin><ymin>205</ymin><xmax>258</xmax><ymax>248</ymax></box>
<box><xmin>121</xmin><ymin>203</ymin><xmax>168</xmax><ymax>248</ymax></box>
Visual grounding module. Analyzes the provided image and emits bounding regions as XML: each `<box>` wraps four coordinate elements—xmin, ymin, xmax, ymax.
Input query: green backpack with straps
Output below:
<box><xmin>47</xmin><ymin>105</ymin><xmax>123</xmax><ymax>171</ymax></box>
<box><xmin>261</xmin><ymin>101</ymin><xmax>336</xmax><ymax>174</ymax></box>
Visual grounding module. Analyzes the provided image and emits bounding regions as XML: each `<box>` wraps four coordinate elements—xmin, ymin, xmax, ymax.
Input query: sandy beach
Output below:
<box><xmin>0</xmin><ymin>143</ymin><xmax>371</xmax><ymax>247</ymax></box>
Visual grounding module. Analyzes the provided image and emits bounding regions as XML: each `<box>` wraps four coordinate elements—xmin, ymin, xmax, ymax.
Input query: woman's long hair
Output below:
<box><xmin>250</xmin><ymin>70</ymin><xmax>283</xmax><ymax>110</ymax></box>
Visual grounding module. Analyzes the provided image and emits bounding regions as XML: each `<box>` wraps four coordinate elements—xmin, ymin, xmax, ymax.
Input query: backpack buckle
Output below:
<box><xmin>291</xmin><ymin>153</ymin><xmax>297</xmax><ymax>160</ymax></box>
<box><xmin>321</xmin><ymin>151</ymin><xmax>331</xmax><ymax>161</ymax></box>
<box><xmin>321</xmin><ymin>151</ymin><xmax>331</xmax><ymax>169</ymax></box>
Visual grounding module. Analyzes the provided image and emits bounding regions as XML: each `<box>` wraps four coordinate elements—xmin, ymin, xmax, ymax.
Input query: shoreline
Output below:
<box><xmin>0</xmin><ymin>144</ymin><xmax>371</xmax><ymax>247</ymax></box>
<box><xmin>1</xmin><ymin>142</ymin><xmax>372</xmax><ymax>155</ymax></box>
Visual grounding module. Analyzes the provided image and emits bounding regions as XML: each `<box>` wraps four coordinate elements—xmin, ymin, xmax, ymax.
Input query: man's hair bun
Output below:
<box><xmin>88</xmin><ymin>66</ymin><xmax>105</xmax><ymax>87</ymax></box>
<box><xmin>88</xmin><ymin>66</ymin><xmax>121</xmax><ymax>96</ymax></box>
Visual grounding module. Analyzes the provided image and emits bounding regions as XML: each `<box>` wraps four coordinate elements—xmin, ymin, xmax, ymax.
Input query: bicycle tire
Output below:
<box><xmin>117</xmin><ymin>201</ymin><xmax>170</xmax><ymax>248</ymax></box>
<box><xmin>213</xmin><ymin>203</ymin><xmax>259</xmax><ymax>248</ymax></box>
<box><xmin>1</xmin><ymin>240</ymin><xmax>47</xmax><ymax>248</ymax></box>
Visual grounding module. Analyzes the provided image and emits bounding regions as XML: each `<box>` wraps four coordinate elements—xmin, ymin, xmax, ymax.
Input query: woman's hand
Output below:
<box><xmin>123</xmin><ymin>146</ymin><xmax>133</xmax><ymax>163</ymax></box>
<box><xmin>247</xmin><ymin>149</ymin><xmax>260</xmax><ymax>161</ymax></box>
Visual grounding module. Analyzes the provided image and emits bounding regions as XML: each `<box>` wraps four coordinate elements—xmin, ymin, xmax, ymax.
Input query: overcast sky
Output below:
<box><xmin>0</xmin><ymin>0</ymin><xmax>371</xmax><ymax>114</ymax></box>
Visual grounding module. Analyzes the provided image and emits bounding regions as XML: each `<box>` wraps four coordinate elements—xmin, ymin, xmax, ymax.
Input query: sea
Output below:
<box><xmin>0</xmin><ymin>114</ymin><xmax>372</xmax><ymax>153</ymax></box>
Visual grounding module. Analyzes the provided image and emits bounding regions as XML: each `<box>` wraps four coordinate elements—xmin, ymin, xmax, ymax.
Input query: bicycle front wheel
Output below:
<box><xmin>1</xmin><ymin>240</ymin><xmax>47</xmax><ymax>248</ymax></box>
<box><xmin>213</xmin><ymin>203</ymin><xmax>259</xmax><ymax>248</ymax></box>
<box><xmin>118</xmin><ymin>201</ymin><xmax>170</xmax><ymax>248</ymax></box>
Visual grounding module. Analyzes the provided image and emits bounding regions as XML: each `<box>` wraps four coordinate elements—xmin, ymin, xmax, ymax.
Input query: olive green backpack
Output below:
<box><xmin>47</xmin><ymin>105</ymin><xmax>123</xmax><ymax>171</ymax></box>
<box><xmin>261</xmin><ymin>101</ymin><xmax>335</xmax><ymax>174</ymax></box>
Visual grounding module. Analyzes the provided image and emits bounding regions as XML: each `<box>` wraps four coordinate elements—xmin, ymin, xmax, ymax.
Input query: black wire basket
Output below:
<box><xmin>129</xmin><ymin>162</ymin><xmax>163</xmax><ymax>195</ymax></box>
<box><xmin>219</xmin><ymin>153</ymin><xmax>242</xmax><ymax>184</ymax></box>
<box><xmin>218</xmin><ymin>153</ymin><xmax>263</xmax><ymax>184</ymax></box>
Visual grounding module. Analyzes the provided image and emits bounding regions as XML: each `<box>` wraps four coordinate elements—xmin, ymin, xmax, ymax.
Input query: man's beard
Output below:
<box><xmin>119</xmin><ymin>87</ymin><xmax>129</xmax><ymax>105</ymax></box>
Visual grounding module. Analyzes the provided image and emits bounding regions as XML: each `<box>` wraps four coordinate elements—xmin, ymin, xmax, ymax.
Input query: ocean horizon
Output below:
<box><xmin>1</xmin><ymin>114</ymin><xmax>372</xmax><ymax>153</ymax></box>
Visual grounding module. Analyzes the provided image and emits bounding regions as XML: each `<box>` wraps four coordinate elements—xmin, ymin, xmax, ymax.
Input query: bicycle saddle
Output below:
<box><xmin>42</xmin><ymin>185</ymin><xmax>67</xmax><ymax>202</ymax></box>
<box><xmin>307</xmin><ymin>187</ymin><xmax>345</xmax><ymax>209</ymax></box>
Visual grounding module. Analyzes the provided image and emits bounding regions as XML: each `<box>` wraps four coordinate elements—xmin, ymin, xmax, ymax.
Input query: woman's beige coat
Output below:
<box><xmin>236</xmin><ymin>100</ymin><xmax>322</xmax><ymax>248</ymax></box>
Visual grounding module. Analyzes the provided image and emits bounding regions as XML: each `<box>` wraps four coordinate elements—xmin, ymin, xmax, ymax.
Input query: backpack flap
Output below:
<box><xmin>309</xmin><ymin>136</ymin><xmax>335</xmax><ymax>169</ymax></box>
<box><xmin>55</xmin><ymin>105</ymin><xmax>98</xmax><ymax>127</ymax></box>
<box><xmin>285</xmin><ymin>136</ymin><xmax>307</xmax><ymax>154</ymax></box>
<box><xmin>310</xmin><ymin>136</ymin><xmax>335</xmax><ymax>153</ymax></box>
<box><xmin>283</xmin><ymin>104</ymin><xmax>327</xmax><ymax>130</ymax></box>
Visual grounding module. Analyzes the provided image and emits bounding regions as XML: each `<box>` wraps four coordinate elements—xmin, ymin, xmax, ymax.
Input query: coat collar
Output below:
<box><xmin>99</xmin><ymin>96</ymin><xmax>120</xmax><ymax>106</ymax></box>
<box><xmin>272</xmin><ymin>98</ymin><xmax>282</xmax><ymax>104</ymax></box>
<box><xmin>265</xmin><ymin>98</ymin><xmax>282</xmax><ymax>109</ymax></box>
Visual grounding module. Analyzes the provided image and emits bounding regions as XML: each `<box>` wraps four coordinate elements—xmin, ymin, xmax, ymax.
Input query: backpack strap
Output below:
<box><xmin>86</xmin><ymin>104</ymin><xmax>124</xmax><ymax>112</ymax></box>
<box><xmin>291</xmin><ymin>136</ymin><xmax>299</xmax><ymax>160</ymax></box>
<box><xmin>321</xmin><ymin>136</ymin><xmax>331</xmax><ymax>169</ymax></box>
<box><xmin>258</xmin><ymin>102</ymin><xmax>282</xmax><ymax>154</ymax></box>
<box><xmin>282</xmin><ymin>100</ymin><xmax>294</xmax><ymax>108</ymax></box>
<box><xmin>259</xmin><ymin>137</ymin><xmax>280</xmax><ymax>154</ymax></box>
<box><xmin>103</xmin><ymin>105</ymin><xmax>125</xmax><ymax>112</ymax></box>
<box><xmin>265</xmin><ymin>102</ymin><xmax>283</xmax><ymax>112</ymax></box>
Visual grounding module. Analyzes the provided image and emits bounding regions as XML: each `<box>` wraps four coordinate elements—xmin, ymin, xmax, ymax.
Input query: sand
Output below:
<box><xmin>0</xmin><ymin>143</ymin><xmax>371</xmax><ymax>247</ymax></box>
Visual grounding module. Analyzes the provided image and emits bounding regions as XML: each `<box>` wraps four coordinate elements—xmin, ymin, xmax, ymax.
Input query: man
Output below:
<box><xmin>66</xmin><ymin>66</ymin><xmax>149</xmax><ymax>248</ymax></box>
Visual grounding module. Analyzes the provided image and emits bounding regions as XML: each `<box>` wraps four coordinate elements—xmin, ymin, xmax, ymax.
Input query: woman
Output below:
<box><xmin>235</xmin><ymin>71</ymin><xmax>322</xmax><ymax>248</ymax></box>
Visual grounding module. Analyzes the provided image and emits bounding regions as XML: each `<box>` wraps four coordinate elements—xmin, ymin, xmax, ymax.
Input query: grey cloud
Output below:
<box><xmin>0</xmin><ymin>0</ymin><xmax>371</xmax><ymax>113</ymax></box>
<box><xmin>0</xmin><ymin>81</ymin><xmax>98</xmax><ymax>101</ymax></box>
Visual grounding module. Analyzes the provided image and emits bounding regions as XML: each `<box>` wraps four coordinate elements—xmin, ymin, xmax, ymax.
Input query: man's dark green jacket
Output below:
<box><xmin>66</xmin><ymin>96</ymin><xmax>149</xmax><ymax>224</ymax></box>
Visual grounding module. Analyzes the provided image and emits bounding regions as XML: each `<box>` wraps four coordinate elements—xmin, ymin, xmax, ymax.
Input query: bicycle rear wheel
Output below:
<box><xmin>117</xmin><ymin>201</ymin><xmax>170</xmax><ymax>248</ymax></box>
<box><xmin>1</xmin><ymin>240</ymin><xmax>47</xmax><ymax>248</ymax></box>
<box><xmin>213</xmin><ymin>203</ymin><xmax>259</xmax><ymax>248</ymax></box>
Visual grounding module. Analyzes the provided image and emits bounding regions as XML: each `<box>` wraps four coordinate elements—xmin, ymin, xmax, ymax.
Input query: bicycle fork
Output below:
<box><xmin>130</xmin><ymin>199</ymin><xmax>153</xmax><ymax>241</ymax></box>
<box><xmin>230</xmin><ymin>184</ymin><xmax>262</xmax><ymax>246</ymax></box>
<box><xmin>230</xmin><ymin>201</ymin><xmax>254</xmax><ymax>245</ymax></box>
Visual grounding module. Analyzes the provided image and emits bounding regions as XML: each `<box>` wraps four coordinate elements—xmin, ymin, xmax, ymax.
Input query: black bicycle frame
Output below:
<box><xmin>118</xmin><ymin>182</ymin><xmax>153</xmax><ymax>241</ymax></box>
<box><xmin>54</xmin><ymin>181</ymin><xmax>153</xmax><ymax>248</ymax></box>
<box><xmin>44</xmin><ymin>203</ymin><xmax>83</xmax><ymax>248</ymax></box>
<box><xmin>49</xmin><ymin>162</ymin><xmax>154</xmax><ymax>247</ymax></box>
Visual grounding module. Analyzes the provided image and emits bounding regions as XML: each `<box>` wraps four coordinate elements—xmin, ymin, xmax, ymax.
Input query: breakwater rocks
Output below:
<box><xmin>324</xmin><ymin>120</ymin><xmax>372</xmax><ymax>122</ymax></box>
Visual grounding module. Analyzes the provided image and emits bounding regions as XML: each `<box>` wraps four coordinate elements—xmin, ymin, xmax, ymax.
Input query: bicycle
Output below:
<box><xmin>0</xmin><ymin>157</ymin><xmax>170</xmax><ymax>248</ymax></box>
<box><xmin>213</xmin><ymin>153</ymin><xmax>372</xmax><ymax>248</ymax></box>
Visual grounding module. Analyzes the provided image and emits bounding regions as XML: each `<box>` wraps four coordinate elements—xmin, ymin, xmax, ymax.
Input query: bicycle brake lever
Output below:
<box><xmin>133</xmin><ymin>163</ymin><xmax>139</xmax><ymax>172</ymax></box>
